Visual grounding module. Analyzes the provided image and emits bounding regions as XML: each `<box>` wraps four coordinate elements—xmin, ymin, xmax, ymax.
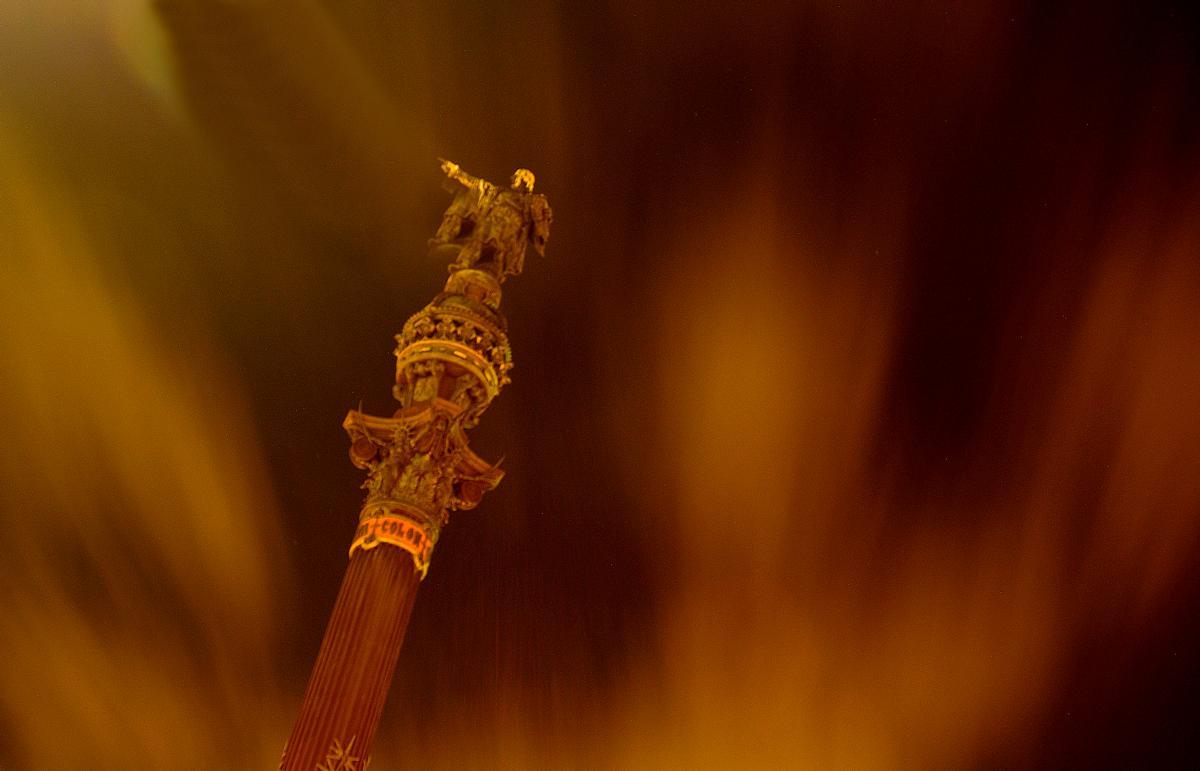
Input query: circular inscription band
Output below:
<box><xmin>349</xmin><ymin>508</ymin><xmax>436</xmax><ymax>578</ymax></box>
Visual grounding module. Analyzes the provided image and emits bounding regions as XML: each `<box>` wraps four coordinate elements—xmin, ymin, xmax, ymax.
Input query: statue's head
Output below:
<box><xmin>510</xmin><ymin>168</ymin><xmax>536</xmax><ymax>193</ymax></box>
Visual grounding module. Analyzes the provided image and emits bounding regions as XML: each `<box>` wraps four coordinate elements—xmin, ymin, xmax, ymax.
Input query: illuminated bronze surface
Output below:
<box><xmin>281</xmin><ymin>162</ymin><xmax>550</xmax><ymax>769</ymax></box>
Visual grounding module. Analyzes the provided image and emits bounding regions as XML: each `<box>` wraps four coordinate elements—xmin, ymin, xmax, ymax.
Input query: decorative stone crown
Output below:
<box><xmin>392</xmin><ymin>272</ymin><xmax>512</xmax><ymax>423</ymax></box>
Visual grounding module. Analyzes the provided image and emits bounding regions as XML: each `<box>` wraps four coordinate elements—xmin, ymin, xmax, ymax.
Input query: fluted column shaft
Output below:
<box><xmin>281</xmin><ymin>548</ymin><xmax>419</xmax><ymax>770</ymax></box>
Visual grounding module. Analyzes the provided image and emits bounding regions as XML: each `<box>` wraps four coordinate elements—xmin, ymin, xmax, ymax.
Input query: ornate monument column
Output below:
<box><xmin>281</xmin><ymin>161</ymin><xmax>551</xmax><ymax>770</ymax></box>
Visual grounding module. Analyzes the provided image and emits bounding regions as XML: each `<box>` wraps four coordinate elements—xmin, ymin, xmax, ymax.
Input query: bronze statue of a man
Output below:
<box><xmin>430</xmin><ymin>159</ymin><xmax>552</xmax><ymax>282</ymax></box>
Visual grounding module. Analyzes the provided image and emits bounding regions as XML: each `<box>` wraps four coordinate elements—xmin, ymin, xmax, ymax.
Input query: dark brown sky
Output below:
<box><xmin>3</xmin><ymin>1</ymin><xmax>1200</xmax><ymax>768</ymax></box>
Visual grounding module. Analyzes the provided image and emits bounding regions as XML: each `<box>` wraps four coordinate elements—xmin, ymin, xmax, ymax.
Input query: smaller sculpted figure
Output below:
<box><xmin>430</xmin><ymin>159</ymin><xmax>552</xmax><ymax>282</ymax></box>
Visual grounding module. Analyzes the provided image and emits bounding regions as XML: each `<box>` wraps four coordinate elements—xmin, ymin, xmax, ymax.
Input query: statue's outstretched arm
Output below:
<box><xmin>439</xmin><ymin>158</ymin><xmax>485</xmax><ymax>192</ymax></box>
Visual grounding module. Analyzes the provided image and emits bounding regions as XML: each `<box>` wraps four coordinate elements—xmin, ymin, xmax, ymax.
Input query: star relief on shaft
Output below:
<box><xmin>429</xmin><ymin>159</ymin><xmax>552</xmax><ymax>283</ymax></box>
<box><xmin>316</xmin><ymin>737</ymin><xmax>367</xmax><ymax>771</ymax></box>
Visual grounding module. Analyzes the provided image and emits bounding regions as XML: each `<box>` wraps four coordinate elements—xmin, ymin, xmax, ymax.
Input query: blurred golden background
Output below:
<box><xmin>2</xmin><ymin>1</ymin><xmax>1199</xmax><ymax>768</ymax></box>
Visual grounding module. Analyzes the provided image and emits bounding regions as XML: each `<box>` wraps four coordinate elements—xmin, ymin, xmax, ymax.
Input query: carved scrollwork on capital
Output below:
<box><xmin>342</xmin><ymin>407</ymin><xmax>504</xmax><ymax>576</ymax></box>
<box><xmin>348</xmin><ymin>414</ymin><xmax>455</xmax><ymax>515</ymax></box>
